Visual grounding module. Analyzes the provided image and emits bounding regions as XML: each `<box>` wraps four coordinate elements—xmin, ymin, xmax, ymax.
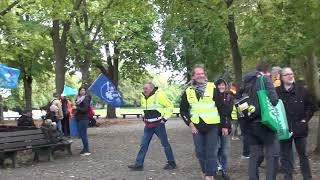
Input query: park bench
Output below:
<box><xmin>173</xmin><ymin>112</ymin><xmax>180</xmax><ymax>117</ymax></box>
<box><xmin>120</xmin><ymin>113</ymin><xmax>142</xmax><ymax>118</ymax></box>
<box><xmin>0</xmin><ymin>126</ymin><xmax>72</xmax><ymax>168</ymax></box>
<box><xmin>93</xmin><ymin>114</ymin><xmax>101</xmax><ymax>119</ymax></box>
<box><xmin>3</xmin><ymin>116</ymin><xmax>21</xmax><ymax>121</ymax></box>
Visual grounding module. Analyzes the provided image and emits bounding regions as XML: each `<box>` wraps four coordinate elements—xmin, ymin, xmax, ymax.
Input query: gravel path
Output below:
<box><xmin>0</xmin><ymin>117</ymin><xmax>319</xmax><ymax>180</ymax></box>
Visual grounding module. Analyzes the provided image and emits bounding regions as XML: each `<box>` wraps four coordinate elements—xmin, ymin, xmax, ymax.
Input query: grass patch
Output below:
<box><xmin>94</xmin><ymin>108</ymin><xmax>180</xmax><ymax>118</ymax></box>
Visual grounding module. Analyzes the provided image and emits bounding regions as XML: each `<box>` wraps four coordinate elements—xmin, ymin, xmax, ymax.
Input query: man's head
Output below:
<box><xmin>271</xmin><ymin>66</ymin><xmax>282</xmax><ymax>76</ymax></box>
<box><xmin>192</xmin><ymin>64</ymin><xmax>207</xmax><ymax>84</ymax></box>
<box><xmin>256</xmin><ymin>60</ymin><xmax>272</xmax><ymax>76</ymax></box>
<box><xmin>143</xmin><ymin>81</ymin><xmax>155</xmax><ymax>97</ymax></box>
<box><xmin>281</xmin><ymin>67</ymin><xmax>295</xmax><ymax>86</ymax></box>
<box><xmin>61</xmin><ymin>94</ymin><xmax>66</xmax><ymax>100</ymax></box>
<box><xmin>53</xmin><ymin>92</ymin><xmax>60</xmax><ymax>99</ymax></box>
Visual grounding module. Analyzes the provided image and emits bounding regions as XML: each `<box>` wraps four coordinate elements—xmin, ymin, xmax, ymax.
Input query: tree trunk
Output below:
<box><xmin>52</xmin><ymin>20</ymin><xmax>68</xmax><ymax>94</ymax></box>
<box><xmin>23</xmin><ymin>74</ymin><xmax>33</xmax><ymax>113</ymax></box>
<box><xmin>226</xmin><ymin>14</ymin><xmax>242</xmax><ymax>87</ymax></box>
<box><xmin>304</xmin><ymin>50</ymin><xmax>320</xmax><ymax>154</ymax></box>
<box><xmin>106</xmin><ymin>44</ymin><xmax>119</xmax><ymax>119</ymax></box>
<box><xmin>51</xmin><ymin>0</ymin><xmax>82</xmax><ymax>93</ymax></box>
<box><xmin>0</xmin><ymin>95</ymin><xmax>3</xmax><ymax>124</ymax></box>
<box><xmin>81</xmin><ymin>45</ymin><xmax>92</xmax><ymax>86</ymax></box>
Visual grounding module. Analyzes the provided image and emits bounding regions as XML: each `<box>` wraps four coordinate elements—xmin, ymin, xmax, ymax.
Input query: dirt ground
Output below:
<box><xmin>0</xmin><ymin>115</ymin><xmax>320</xmax><ymax>180</ymax></box>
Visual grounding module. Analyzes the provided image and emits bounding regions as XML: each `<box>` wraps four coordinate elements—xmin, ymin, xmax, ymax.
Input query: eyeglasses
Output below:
<box><xmin>282</xmin><ymin>73</ymin><xmax>294</xmax><ymax>77</ymax></box>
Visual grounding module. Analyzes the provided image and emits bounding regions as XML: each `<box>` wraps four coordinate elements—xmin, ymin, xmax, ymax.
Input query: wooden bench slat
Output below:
<box><xmin>120</xmin><ymin>113</ymin><xmax>142</xmax><ymax>118</ymax></box>
<box><xmin>0</xmin><ymin>129</ymin><xmax>43</xmax><ymax>138</ymax></box>
<box><xmin>0</xmin><ymin>134</ymin><xmax>46</xmax><ymax>144</ymax></box>
<box><xmin>0</xmin><ymin>139</ymin><xmax>49</xmax><ymax>150</ymax></box>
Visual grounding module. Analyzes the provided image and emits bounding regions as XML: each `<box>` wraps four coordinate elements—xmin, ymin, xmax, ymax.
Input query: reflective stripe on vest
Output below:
<box><xmin>231</xmin><ymin>105</ymin><xmax>238</xmax><ymax>120</ymax></box>
<box><xmin>141</xmin><ymin>91</ymin><xmax>166</xmax><ymax>122</ymax></box>
<box><xmin>186</xmin><ymin>82</ymin><xmax>220</xmax><ymax>124</ymax></box>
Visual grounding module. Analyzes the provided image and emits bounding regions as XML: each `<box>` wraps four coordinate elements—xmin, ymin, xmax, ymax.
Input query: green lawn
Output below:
<box><xmin>94</xmin><ymin>108</ymin><xmax>180</xmax><ymax>118</ymax></box>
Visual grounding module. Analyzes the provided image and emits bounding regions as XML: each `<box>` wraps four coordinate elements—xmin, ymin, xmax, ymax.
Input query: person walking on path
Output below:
<box><xmin>213</xmin><ymin>78</ymin><xmax>236</xmax><ymax>180</ymax></box>
<box><xmin>237</xmin><ymin>61</ymin><xmax>279</xmax><ymax>180</ymax></box>
<box><xmin>128</xmin><ymin>81</ymin><xmax>176</xmax><ymax>171</ymax></box>
<box><xmin>276</xmin><ymin>67</ymin><xmax>315</xmax><ymax>180</ymax></box>
<box><xmin>180</xmin><ymin>64</ymin><xmax>229</xmax><ymax>180</ymax></box>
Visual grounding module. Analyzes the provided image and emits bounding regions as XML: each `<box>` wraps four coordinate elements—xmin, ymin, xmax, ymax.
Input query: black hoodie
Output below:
<box><xmin>215</xmin><ymin>79</ymin><xmax>233</xmax><ymax>131</ymax></box>
<box><xmin>237</xmin><ymin>71</ymin><xmax>278</xmax><ymax>122</ymax></box>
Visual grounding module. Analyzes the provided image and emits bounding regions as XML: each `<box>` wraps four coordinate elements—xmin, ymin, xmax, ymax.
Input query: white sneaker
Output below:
<box><xmin>241</xmin><ymin>155</ymin><xmax>250</xmax><ymax>159</ymax></box>
<box><xmin>80</xmin><ymin>152</ymin><xmax>91</xmax><ymax>156</ymax></box>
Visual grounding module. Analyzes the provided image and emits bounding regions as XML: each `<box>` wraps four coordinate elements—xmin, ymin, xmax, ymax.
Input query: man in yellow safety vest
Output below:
<box><xmin>180</xmin><ymin>64</ymin><xmax>229</xmax><ymax>180</ymax></box>
<box><xmin>128</xmin><ymin>81</ymin><xmax>176</xmax><ymax>171</ymax></box>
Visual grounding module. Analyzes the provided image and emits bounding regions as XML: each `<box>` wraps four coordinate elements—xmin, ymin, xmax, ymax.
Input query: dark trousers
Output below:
<box><xmin>62</xmin><ymin>116</ymin><xmax>70</xmax><ymax>136</ymax></box>
<box><xmin>280</xmin><ymin>137</ymin><xmax>312</xmax><ymax>180</ymax></box>
<box><xmin>135</xmin><ymin>124</ymin><xmax>175</xmax><ymax>166</ymax></box>
<box><xmin>247</xmin><ymin>122</ymin><xmax>279</xmax><ymax>180</ymax></box>
<box><xmin>239</xmin><ymin>118</ymin><xmax>250</xmax><ymax>157</ymax></box>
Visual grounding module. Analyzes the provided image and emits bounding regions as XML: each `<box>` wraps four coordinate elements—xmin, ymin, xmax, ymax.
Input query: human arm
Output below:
<box><xmin>264</xmin><ymin>76</ymin><xmax>279</xmax><ymax>106</ymax></box>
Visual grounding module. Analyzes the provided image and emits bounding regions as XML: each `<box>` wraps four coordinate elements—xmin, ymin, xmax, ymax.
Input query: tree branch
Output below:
<box><xmin>0</xmin><ymin>0</ymin><xmax>21</xmax><ymax>16</ymax></box>
<box><xmin>224</xmin><ymin>0</ymin><xmax>233</xmax><ymax>8</ymax></box>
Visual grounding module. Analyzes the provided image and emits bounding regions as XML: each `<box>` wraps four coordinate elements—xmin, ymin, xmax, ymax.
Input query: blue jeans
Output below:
<box><xmin>135</xmin><ymin>124</ymin><xmax>175</xmax><ymax>166</ymax></box>
<box><xmin>280</xmin><ymin>137</ymin><xmax>312</xmax><ymax>180</ymax></box>
<box><xmin>214</xmin><ymin>134</ymin><xmax>231</xmax><ymax>171</ymax></box>
<box><xmin>56</xmin><ymin>119</ymin><xmax>63</xmax><ymax>136</ymax></box>
<box><xmin>192</xmin><ymin>125</ymin><xmax>219</xmax><ymax>176</ymax></box>
<box><xmin>249</xmin><ymin>136</ymin><xmax>279</xmax><ymax>180</ymax></box>
<box><xmin>77</xmin><ymin>120</ymin><xmax>89</xmax><ymax>152</ymax></box>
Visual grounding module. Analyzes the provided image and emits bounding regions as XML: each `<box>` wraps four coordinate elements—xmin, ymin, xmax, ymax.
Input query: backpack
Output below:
<box><xmin>44</xmin><ymin>99</ymin><xmax>56</xmax><ymax>119</ymax></box>
<box><xmin>235</xmin><ymin>78</ymin><xmax>259</xmax><ymax>120</ymax></box>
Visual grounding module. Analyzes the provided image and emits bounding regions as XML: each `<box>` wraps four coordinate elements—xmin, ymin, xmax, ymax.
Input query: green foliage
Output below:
<box><xmin>155</xmin><ymin>0</ymin><xmax>230</xmax><ymax>80</ymax></box>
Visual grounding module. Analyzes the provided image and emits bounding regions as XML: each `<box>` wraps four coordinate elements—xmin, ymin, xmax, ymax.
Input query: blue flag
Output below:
<box><xmin>0</xmin><ymin>64</ymin><xmax>21</xmax><ymax>89</ymax></box>
<box><xmin>89</xmin><ymin>74</ymin><xmax>123</xmax><ymax>107</ymax></box>
<box><xmin>63</xmin><ymin>85</ymin><xmax>78</xmax><ymax>96</ymax></box>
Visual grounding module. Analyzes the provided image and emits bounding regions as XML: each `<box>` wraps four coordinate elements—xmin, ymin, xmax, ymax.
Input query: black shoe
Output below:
<box><xmin>163</xmin><ymin>161</ymin><xmax>176</xmax><ymax>170</ymax></box>
<box><xmin>221</xmin><ymin>170</ymin><xmax>230</xmax><ymax>180</ymax></box>
<box><xmin>128</xmin><ymin>164</ymin><xmax>143</xmax><ymax>171</ymax></box>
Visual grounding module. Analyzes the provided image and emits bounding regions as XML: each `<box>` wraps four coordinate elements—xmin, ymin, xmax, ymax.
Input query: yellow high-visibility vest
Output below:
<box><xmin>231</xmin><ymin>105</ymin><xmax>238</xmax><ymax>121</ymax></box>
<box><xmin>141</xmin><ymin>90</ymin><xmax>173</xmax><ymax>121</ymax></box>
<box><xmin>186</xmin><ymin>82</ymin><xmax>220</xmax><ymax>124</ymax></box>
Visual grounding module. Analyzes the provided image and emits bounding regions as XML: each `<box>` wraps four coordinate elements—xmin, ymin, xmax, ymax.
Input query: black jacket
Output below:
<box><xmin>74</xmin><ymin>96</ymin><xmax>91</xmax><ymax>121</ymax></box>
<box><xmin>237</xmin><ymin>71</ymin><xmax>279</xmax><ymax>122</ymax></box>
<box><xmin>180</xmin><ymin>82</ymin><xmax>228</xmax><ymax>134</ymax></box>
<box><xmin>276</xmin><ymin>83</ymin><xmax>315</xmax><ymax>138</ymax></box>
<box><xmin>214</xmin><ymin>79</ymin><xmax>234</xmax><ymax>132</ymax></box>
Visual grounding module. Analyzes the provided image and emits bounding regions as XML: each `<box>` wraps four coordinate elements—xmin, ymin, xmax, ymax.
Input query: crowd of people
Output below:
<box><xmin>46</xmin><ymin>86</ymin><xmax>93</xmax><ymax>156</ymax></box>
<box><xmin>43</xmin><ymin>61</ymin><xmax>316</xmax><ymax>180</ymax></box>
<box><xmin>127</xmin><ymin>61</ymin><xmax>316</xmax><ymax>180</ymax></box>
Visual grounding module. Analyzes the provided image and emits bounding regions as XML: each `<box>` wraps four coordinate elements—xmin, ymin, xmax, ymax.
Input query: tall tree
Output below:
<box><xmin>50</xmin><ymin>0</ymin><xmax>82</xmax><ymax>93</ymax></box>
<box><xmin>69</xmin><ymin>0</ymin><xmax>114</xmax><ymax>85</ymax></box>
<box><xmin>97</xmin><ymin>0</ymin><xmax>158</xmax><ymax>118</ymax></box>
<box><xmin>155</xmin><ymin>0</ymin><xmax>229</xmax><ymax>81</ymax></box>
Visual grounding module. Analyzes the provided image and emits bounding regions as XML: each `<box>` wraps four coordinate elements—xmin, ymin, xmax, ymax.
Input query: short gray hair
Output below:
<box><xmin>144</xmin><ymin>81</ymin><xmax>155</xmax><ymax>88</ymax></box>
<box><xmin>271</xmin><ymin>66</ymin><xmax>282</xmax><ymax>75</ymax></box>
<box><xmin>192</xmin><ymin>64</ymin><xmax>207</xmax><ymax>76</ymax></box>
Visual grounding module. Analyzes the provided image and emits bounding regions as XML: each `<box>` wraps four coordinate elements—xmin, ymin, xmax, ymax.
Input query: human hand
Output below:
<box><xmin>189</xmin><ymin>122</ymin><xmax>198</xmax><ymax>134</ymax></box>
<box><xmin>222</xmin><ymin>128</ymin><xmax>229</xmax><ymax>136</ymax></box>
